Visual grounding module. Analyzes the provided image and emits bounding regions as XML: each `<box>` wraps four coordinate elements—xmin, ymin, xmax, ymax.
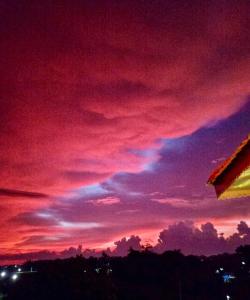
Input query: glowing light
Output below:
<box><xmin>18</xmin><ymin>268</ymin><xmax>21</xmax><ymax>272</ymax></box>
<box><xmin>12</xmin><ymin>274</ymin><xmax>18</xmax><ymax>281</ymax></box>
<box><xmin>223</xmin><ymin>274</ymin><xmax>236</xmax><ymax>283</ymax></box>
<box><xmin>226</xmin><ymin>295</ymin><xmax>231</xmax><ymax>300</ymax></box>
<box><xmin>0</xmin><ymin>271</ymin><xmax>6</xmax><ymax>278</ymax></box>
<box><xmin>242</xmin><ymin>261</ymin><xmax>246</xmax><ymax>265</ymax></box>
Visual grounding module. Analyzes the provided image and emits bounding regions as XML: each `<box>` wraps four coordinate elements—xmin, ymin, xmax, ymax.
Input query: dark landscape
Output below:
<box><xmin>1</xmin><ymin>245</ymin><xmax>250</xmax><ymax>300</ymax></box>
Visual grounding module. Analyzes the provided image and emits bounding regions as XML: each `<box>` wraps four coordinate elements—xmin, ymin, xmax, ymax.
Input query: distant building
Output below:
<box><xmin>208</xmin><ymin>134</ymin><xmax>250</xmax><ymax>199</ymax></box>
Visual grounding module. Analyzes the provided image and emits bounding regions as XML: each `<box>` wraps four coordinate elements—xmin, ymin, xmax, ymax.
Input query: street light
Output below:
<box><xmin>0</xmin><ymin>271</ymin><xmax>6</xmax><ymax>278</ymax></box>
<box><xmin>226</xmin><ymin>295</ymin><xmax>231</xmax><ymax>300</ymax></box>
<box><xmin>12</xmin><ymin>274</ymin><xmax>18</xmax><ymax>281</ymax></box>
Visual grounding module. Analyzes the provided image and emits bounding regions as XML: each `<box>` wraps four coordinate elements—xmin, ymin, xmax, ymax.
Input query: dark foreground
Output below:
<box><xmin>1</xmin><ymin>245</ymin><xmax>250</xmax><ymax>300</ymax></box>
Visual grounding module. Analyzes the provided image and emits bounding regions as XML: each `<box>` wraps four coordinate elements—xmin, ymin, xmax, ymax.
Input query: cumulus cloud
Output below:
<box><xmin>3</xmin><ymin>221</ymin><xmax>250</xmax><ymax>264</ymax></box>
<box><xmin>110</xmin><ymin>235</ymin><xmax>142</xmax><ymax>257</ymax></box>
<box><xmin>59</xmin><ymin>245</ymin><xmax>83</xmax><ymax>259</ymax></box>
<box><xmin>154</xmin><ymin>221</ymin><xmax>250</xmax><ymax>256</ymax></box>
<box><xmin>105</xmin><ymin>221</ymin><xmax>250</xmax><ymax>257</ymax></box>
<box><xmin>155</xmin><ymin>221</ymin><xmax>226</xmax><ymax>255</ymax></box>
<box><xmin>238</xmin><ymin>221</ymin><xmax>250</xmax><ymax>235</ymax></box>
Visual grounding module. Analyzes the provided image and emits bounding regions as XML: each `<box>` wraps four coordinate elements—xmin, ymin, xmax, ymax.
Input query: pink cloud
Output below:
<box><xmin>151</xmin><ymin>197</ymin><xmax>195</xmax><ymax>208</ymax></box>
<box><xmin>1</xmin><ymin>1</ymin><xmax>249</xmax><ymax>197</ymax></box>
<box><xmin>2</xmin><ymin>221</ymin><xmax>250</xmax><ymax>265</ymax></box>
<box><xmin>154</xmin><ymin>220</ymin><xmax>250</xmax><ymax>256</ymax></box>
<box><xmin>112</xmin><ymin>235</ymin><xmax>142</xmax><ymax>256</ymax></box>
<box><xmin>87</xmin><ymin>196</ymin><xmax>121</xmax><ymax>206</ymax></box>
<box><xmin>1</xmin><ymin>0</ymin><xmax>250</xmax><ymax>254</ymax></box>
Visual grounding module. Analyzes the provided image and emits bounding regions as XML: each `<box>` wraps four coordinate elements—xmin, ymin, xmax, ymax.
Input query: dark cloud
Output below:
<box><xmin>154</xmin><ymin>221</ymin><xmax>250</xmax><ymax>256</ymax></box>
<box><xmin>110</xmin><ymin>221</ymin><xmax>250</xmax><ymax>257</ymax></box>
<box><xmin>10</xmin><ymin>212</ymin><xmax>57</xmax><ymax>227</ymax></box>
<box><xmin>0</xmin><ymin>250</ymin><xmax>58</xmax><ymax>263</ymax></box>
<box><xmin>0</xmin><ymin>188</ymin><xmax>48</xmax><ymax>198</ymax></box>
<box><xmin>60</xmin><ymin>245</ymin><xmax>83</xmax><ymax>259</ymax></box>
<box><xmin>155</xmin><ymin>221</ymin><xmax>226</xmax><ymax>256</ymax></box>
<box><xmin>113</xmin><ymin>235</ymin><xmax>142</xmax><ymax>256</ymax></box>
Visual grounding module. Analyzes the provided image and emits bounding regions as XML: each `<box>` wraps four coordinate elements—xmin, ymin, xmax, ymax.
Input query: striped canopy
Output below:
<box><xmin>208</xmin><ymin>134</ymin><xmax>250</xmax><ymax>200</ymax></box>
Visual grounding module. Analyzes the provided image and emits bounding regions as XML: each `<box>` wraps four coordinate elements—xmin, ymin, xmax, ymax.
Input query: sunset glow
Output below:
<box><xmin>1</xmin><ymin>0</ymin><xmax>250</xmax><ymax>263</ymax></box>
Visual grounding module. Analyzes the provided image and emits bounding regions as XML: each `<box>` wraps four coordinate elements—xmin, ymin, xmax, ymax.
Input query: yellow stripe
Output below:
<box><xmin>219</xmin><ymin>166</ymin><xmax>250</xmax><ymax>199</ymax></box>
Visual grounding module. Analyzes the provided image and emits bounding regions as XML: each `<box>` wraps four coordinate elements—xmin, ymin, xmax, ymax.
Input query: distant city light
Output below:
<box><xmin>0</xmin><ymin>271</ymin><xmax>6</xmax><ymax>278</ymax></box>
<box><xmin>107</xmin><ymin>268</ymin><xmax>112</xmax><ymax>275</ymax></box>
<box><xmin>220</xmin><ymin>268</ymin><xmax>224</xmax><ymax>271</ymax></box>
<box><xmin>18</xmin><ymin>268</ymin><xmax>21</xmax><ymax>272</ymax></box>
<box><xmin>223</xmin><ymin>274</ymin><xmax>236</xmax><ymax>283</ymax></box>
<box><xmin>226</xmin><ymin>295</ymin><xmax>231</xmax><ymax>300</ymax></box>
<box><xmin>242</xmin><ymin>261</ymin><xmax>246</xmax><ymax>265</ymax></box>
<box><xmin>12</xmin><ymin>274</ymin><xmax>18</xmax><ymax>281</ymax></box>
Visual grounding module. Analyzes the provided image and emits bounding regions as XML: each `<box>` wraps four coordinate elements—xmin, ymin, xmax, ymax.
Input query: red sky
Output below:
<box><xmin>1</xmin><ymin>0</ymin><xmax>250</xmax><ymax>262</ymax></box>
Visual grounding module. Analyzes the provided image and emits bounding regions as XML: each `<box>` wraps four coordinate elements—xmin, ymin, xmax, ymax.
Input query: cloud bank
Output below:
<box><xmin>0</xmin><ymin>0</ymin><xmax>250</xmax><ymax>254</ymax></box>
<box><xmin>1</xmin><ymin>0</ymin><xmax>250</xmax><ymax>195</ymax></box>
<box><xmin>2</xmin><ymin>221</ymin><xmax>250</xmax><ymax>265</ymax></box>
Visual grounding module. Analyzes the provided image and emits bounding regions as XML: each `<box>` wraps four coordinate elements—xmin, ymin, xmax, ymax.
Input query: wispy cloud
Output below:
<box><xmin>58</xmin><ymin>221</ymin><xmax>103</xmax><ymax>230</ymax></box>
<box><xmin>151</xmin><ymin>197</ymin><xmax>195</xmax><ymax>208</ymax></box>
<box><xmin>87</xmin><ymin>196</ymin><xmax>121</xmax><ymax>206</ymax></box>
<box><xmin>0</xmin><ymin>188</ymin><xmax>48</xmax><ymax>198</ymax></box>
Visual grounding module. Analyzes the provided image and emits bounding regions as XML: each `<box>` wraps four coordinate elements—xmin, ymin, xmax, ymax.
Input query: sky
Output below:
<box><xmin>0</xmin><ymin>0</ymin><xmax>250</xmax><ymax>263</ymax></box>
